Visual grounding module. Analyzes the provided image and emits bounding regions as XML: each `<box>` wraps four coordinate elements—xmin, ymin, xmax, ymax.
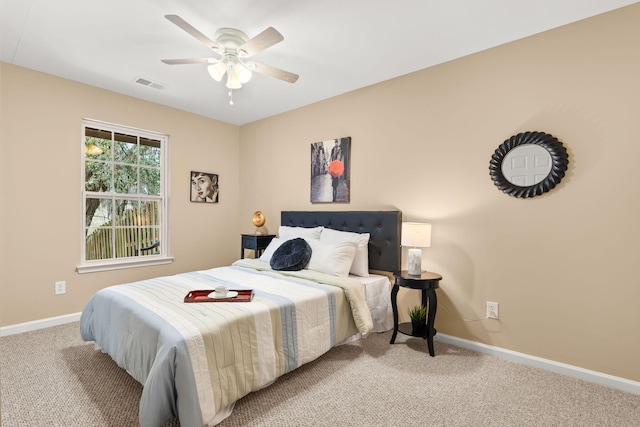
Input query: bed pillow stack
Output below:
<box><xmin>304</xmin><ymin>238</ymin><xmax>357</xmax><ymax>277</ymax></box>
<box><xmin>260</xmin><ymin>225</ymin><xmax>370</xmax><ymax>277</ymax></box>
<box><xmin>260</xmin><ymin>226</ymin><xmax>322</xmax><ymax>265</ymax></box>
<box><xmin>319</xmin><ymin>228</ymin><xmax>370</xmax><ymax>277</ymax></box>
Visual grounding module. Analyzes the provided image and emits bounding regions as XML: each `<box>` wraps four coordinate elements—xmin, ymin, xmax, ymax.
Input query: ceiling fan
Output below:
<box><xmin>161</xmin><ymin>15</ymin><xmax>299</xmax><ymax>104</ymax></box>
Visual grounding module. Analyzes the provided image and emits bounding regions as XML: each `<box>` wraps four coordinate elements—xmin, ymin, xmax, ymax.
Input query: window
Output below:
<box><xmin>78</xmin><ymin>119</ymin><xmax>172</xmax><ymax>273</ymax></box>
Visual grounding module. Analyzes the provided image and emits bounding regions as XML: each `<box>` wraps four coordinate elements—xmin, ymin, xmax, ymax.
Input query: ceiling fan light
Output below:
<box><xmin>226</xmin><ymin>72</ymin><xmax>242</xmax><ymax>89</ymax></box>
<box><xmin>207</xmin><ymin>62</ymin><xmax>227</xmax><ymax>81</ymax></box>
<box><xmin>236</xmin><ymin>63</ymin><xmax>252</xmax><ymax>84</ymax></box>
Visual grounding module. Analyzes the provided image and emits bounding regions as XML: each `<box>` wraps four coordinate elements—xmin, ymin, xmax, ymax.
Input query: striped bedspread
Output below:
<box><xmin>80</xmin><ymin>258</ymin><xmax>373</xmax><ymax>426</ymax></box>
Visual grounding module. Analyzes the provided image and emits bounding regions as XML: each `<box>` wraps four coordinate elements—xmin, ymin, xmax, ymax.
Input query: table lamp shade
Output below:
<box><xmin>401</xmin><ymin>223</ymin><xmax>432</xmax><ymax>276</ymax></box>
<box><xmin>401</xmin><ymin>223</ymin><xmax>432</xmax><ymax>248</ymax></box>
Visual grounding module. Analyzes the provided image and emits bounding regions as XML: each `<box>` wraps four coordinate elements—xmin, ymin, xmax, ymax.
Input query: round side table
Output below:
<box><xmin>390</xmin><ymin>270</ymin><xmax>443</xmax><ymax>356</ymax></box>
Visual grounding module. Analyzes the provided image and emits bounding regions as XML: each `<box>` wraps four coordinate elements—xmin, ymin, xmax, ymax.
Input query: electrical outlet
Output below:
<box><xmin>486</xmin><ymin>301</ymin><xmax>499</xmax><ymax>319</ymax></box>
<box><xmin>55</xmin><ymin>281</ymin><xmax>66</xmax><ymax>295</ymax></box>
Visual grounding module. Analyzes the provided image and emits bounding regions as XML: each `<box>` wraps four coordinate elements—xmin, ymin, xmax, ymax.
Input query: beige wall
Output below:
<box><xmin>239</xmin><ymin>5</ymin><xmax>640</xmax><ymax>381</ymax></box>
<box><xmin>1</xmin><ymin>4</ymin><xmax>639</xmax><ymax>383</ymax></box>
<box><xmin>0</xmin><ymin>64</ymin><xmax>241</xmax><ymax>326</ymax></box>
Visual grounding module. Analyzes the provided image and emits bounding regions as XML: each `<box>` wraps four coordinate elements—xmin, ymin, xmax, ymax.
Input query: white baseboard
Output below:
<box><xmin>435</xmin><ymin>333</ymin><xmax>640</xmax><ymax>395</ymax></box>
<box><xmin>0</xmin><ymin>312</ymin><xmax>82</xmax><ymax>337</ymax></box>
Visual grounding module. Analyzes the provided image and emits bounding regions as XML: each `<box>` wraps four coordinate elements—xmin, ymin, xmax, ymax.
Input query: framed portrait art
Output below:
<box><xmin>310</xmin><ymin>136</ymin><xmax>351</xmax><ymax>203</ymax></box>
<box><xmin>190</xmin><ymin>171</ymin><xmax>219</xmax><ymax>203</ymax></box>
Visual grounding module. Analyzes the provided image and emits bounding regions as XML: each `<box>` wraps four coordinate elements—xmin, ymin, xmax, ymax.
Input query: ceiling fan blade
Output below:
<box><xmin>238</xmin><ymin>27</ymin><xmax>284</xmax><ymax>57</ymax></box>
<box><xmin>161</xmin><ymin>58</ymin><xmax>217</xmax><ymax>65</ymax></box>
<box><xmin>251</xmin><ymin>62</ymin><xmax>299</xmax><ymax>83</ymax></box>
<box><xmin>164</xmin><ymin>14</ymin><xmax>220</xmax><ymax>51</ymax></box>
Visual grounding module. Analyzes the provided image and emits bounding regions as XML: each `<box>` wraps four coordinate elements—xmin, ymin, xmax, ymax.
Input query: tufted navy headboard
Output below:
<box><xmin>280</xmin><ymin>211</ymin><xmax>402</xmax><ymax>273</ymax></box>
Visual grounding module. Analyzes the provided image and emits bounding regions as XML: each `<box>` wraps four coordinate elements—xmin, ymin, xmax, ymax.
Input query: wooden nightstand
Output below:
<box><xmin>390</xmin><ymin>270</ymin><xmax>443</xmax><ymax>357</ymax></box>
<box><xmin>240</xmin><ymin>234</ymin><xmax>275</xmax><ymax>259</ymax></box>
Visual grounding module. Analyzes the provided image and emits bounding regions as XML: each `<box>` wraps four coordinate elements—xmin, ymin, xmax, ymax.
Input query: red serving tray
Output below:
<box><xmin>184</xmin><ymin>289</ymin><xmax>254</xmax><ymax>303</ymax></box>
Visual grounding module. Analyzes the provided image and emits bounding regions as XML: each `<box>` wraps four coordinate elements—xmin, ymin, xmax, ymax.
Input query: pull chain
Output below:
<box><xmin>228</xmin><ymin>90</ymin><xmax>234</xmax><ymax>105</ymax></box>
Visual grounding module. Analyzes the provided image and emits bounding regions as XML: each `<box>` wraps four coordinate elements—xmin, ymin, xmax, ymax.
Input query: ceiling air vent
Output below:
<box><xmin>134</xmin><ymin>77</ymin><xmax>166</xmax><ymax>90</ymax></box>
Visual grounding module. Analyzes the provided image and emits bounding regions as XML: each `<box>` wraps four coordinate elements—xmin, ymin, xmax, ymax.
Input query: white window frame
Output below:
<box><xmin>77</xmin><ymin>119</ymin><xmax>173</xmax><ymax>274</ymax></box>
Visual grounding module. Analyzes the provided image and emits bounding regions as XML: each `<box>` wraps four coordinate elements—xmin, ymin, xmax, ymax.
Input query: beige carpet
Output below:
<box><xmin>1</xmin><ymin>322</ymin><xmax>639</xmax><ymax>426</ymax></box>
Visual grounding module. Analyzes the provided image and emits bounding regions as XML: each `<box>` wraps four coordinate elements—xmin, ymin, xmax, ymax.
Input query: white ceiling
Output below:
<box><xmin>2</xmin><ymin>0</ymin><xmax>637</xmax><ymax>126</ymax></box>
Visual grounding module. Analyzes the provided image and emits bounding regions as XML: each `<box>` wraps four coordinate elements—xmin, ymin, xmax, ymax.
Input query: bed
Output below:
<box><xmin>80</xmin><ymin>210</ymin><xmax>401</xmax><ymax>427</ymax></box>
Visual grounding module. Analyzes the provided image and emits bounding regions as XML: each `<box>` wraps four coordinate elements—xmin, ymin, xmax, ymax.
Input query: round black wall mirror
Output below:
<box><xmin>489</xmin><ymin>131</ymin><xmax>569</xmax><ymax>198</ymax></box>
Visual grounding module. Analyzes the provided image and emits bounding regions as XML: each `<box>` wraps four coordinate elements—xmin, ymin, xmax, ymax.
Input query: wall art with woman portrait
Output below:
<box><xmin>190</xmin><ymin>171</ymin><xmax>219</xmax><ymax>203</ymax></box>
<box><xmin>310</xmin><ymin>136</ymin><xmax>351</xmax><ymax>203</ymax></box>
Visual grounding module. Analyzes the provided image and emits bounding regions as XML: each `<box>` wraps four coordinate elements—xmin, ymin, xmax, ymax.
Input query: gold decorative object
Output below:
<box><xmin>252</xmin><ymin>211</ymin><xmax>265</xmax><ymax>227</ymax></box>
<box><xmin>252</xmin><ymin>211</ymin><xmax>266</xmax><ymax>235</ymax></box>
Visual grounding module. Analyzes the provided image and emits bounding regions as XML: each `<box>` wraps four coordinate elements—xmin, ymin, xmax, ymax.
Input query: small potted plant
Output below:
<box><xmin>408</xmin><ymin>305</ymin><xmax>427</xmax><ymax>336</ymax></box>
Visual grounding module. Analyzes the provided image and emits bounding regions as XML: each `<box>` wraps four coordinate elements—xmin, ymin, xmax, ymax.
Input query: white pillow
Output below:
<box><xmin>320</xmin><ymin>228</ymin><xmax>370</xmax><ymax>277</ymax></box>
<box><xmin>305</xmin><ymin>238</ymin><xmax>357</xmax><ymax>277</ymax></box>
<box><xmin>259</xmin><ymin>238</ymin><xmax>284</xmax><ymax>263</ymax></box>
<box><xmin>278</xmin><ymin>225</ymin><xmax>323</xmax><ymax>241</ymax></box>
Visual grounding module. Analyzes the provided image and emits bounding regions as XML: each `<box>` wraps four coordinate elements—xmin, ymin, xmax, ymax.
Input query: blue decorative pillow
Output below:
<box><xmin>270</xmin><ymin>238</ymin><xmax>312</xmax><ymax>271</ymax></box>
